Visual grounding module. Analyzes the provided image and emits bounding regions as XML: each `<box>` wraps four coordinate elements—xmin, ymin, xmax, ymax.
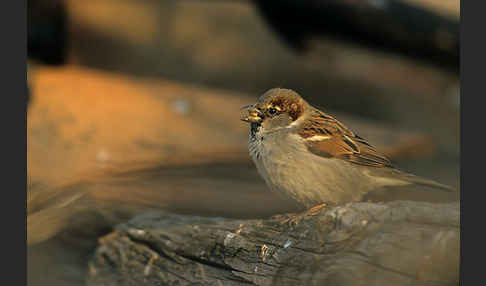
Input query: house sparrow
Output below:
<box><xmin>240</xmin><ymin>88</ymin><xmax>457</xmax><ymax>208</ymax></box>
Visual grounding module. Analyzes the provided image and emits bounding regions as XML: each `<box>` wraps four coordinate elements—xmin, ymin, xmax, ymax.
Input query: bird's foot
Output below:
<box><xmin>279</xmin><ymin>203</ymin><xmax>327</xmax><ymax>225</ymax></box>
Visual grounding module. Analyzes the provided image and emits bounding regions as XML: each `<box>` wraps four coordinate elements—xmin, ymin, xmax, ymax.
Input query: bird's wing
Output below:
<box><xmin>298</xmin><ymin>109</ymin><xmax>393</xmax><ymax>168</ymax></box>
<box><xmin>299</xmin><ymin>109</ymin><xmax>456</xmax><ymax>192</ymax></box>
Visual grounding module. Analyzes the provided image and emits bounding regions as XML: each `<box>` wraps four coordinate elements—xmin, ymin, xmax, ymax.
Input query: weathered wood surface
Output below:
<box><xmin>87</xmin><ymin>201</ymin><xmax>459</xmax><ymax>286</ymax></box>
<box><xmin>66</xmin><ymin>0</ymin><xmax>459</xmax><ymax>105</ymax></box>
<box><xmin>28</xmin><ymin>2</ymin><xmax>460</xmax><ymax>286</ymax></box>
<box><xmin>27</xmin><ymin>65</ymin><xmax>441</xmax><ymax>245</ymax></box>
<box><xmin>254</xmin><ymin>0</ymin><xmax>459</xmax><ymax>71</ymax></box>
<box><xmin>28</xmin><ymin>65</ymin><xmax>436</xmax><ymax>188</ymax></box>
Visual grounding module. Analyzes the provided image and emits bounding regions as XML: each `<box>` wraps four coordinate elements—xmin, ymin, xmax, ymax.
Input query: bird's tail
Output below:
<box><xmin>397</xmin><ymin>170</ymin><xmax>457</xmax><ymax>192</ymax></box>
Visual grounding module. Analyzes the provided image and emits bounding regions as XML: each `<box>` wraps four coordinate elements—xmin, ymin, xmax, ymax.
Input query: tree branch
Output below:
<box><xmin>88</xmin><ymin>201</ymin><xmax>459</xmax><ymax>286</ymax></box>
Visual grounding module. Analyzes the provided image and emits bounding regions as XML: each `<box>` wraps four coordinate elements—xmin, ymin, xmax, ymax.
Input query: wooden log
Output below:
<box><xmin>28</xmin><ymin>65</ymin><xmax>436</xmax><ymax>188</ymax></box>
<box><xmin>66</xmin><ymin>0</ymin><xmax>459</xmax><ymax>104</ymax></box>
<box><xmin>27</xmin><ymin>65</ymin><xmax>439</xmax><ymax>245</ymax></box>
<box><xmin>254</xmin><ymin>0</ymin><xmax>459</xmax><ymax>71</ymax></box>
<box><xmin>87</xmin><ymin>201</ymin><xmax>459</xmax><ymax>286</ymax></box>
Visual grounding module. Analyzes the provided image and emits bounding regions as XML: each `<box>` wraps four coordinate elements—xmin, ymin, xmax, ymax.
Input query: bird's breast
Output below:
<box><xmin>248</xmin><ymin>131</ymin><xmax>375</xmax><ymax>206</ymax></box>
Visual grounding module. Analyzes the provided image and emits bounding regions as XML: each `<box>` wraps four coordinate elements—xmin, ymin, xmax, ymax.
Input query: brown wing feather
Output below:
<box><xmin>299</xmin><ymin>110</ymin><xmax>393</xmax><ymax>168</ymax></box>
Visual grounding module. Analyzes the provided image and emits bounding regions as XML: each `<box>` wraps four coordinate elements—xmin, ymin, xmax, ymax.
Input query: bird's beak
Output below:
<box><xmin>240</xmin><ymin>104</ymin><xmax>263</xmax><ymax>124</ymax></box>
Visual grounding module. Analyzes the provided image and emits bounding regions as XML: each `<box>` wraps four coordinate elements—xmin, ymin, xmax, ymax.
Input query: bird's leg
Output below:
<box><xmin>279</xmin><ymin>203</ymin><xmax>328</xmax><ymax>225</ymax></box>
<box><xmin>307</xmin><ymin>203</ymin><xmax>328</xmax><ymax>215</ymax></box>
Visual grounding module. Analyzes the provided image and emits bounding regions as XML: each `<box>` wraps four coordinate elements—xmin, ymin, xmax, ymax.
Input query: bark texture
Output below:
<box><xmin>88</xmin><ymin>201</ymin><xmax>459</xmax><ymax>286</ymax></box>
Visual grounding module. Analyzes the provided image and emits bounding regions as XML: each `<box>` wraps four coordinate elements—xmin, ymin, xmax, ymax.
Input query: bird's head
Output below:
<box><xmin>240</xmin><ymin>88</ymin><xmax>308</xmax><ymax>133</ymax></box>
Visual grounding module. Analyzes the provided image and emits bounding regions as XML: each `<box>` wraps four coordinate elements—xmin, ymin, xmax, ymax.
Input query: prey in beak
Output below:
<box><xmin>240</xmin><ymin>104</ymin><xmax>263</xmax><ymax>124</ymax></box>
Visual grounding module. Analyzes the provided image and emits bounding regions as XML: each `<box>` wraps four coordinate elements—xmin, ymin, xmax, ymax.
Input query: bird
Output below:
<box><xmin>240</xmin><ymin>88</ymin><xmax>457</xmax><ymax>209</ymax></box>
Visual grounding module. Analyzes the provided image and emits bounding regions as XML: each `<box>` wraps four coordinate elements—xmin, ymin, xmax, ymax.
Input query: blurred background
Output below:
<box><xmin>27</xmin><ymin>0</ymin><xmax>460</xmax><ymax>285</ymax></box>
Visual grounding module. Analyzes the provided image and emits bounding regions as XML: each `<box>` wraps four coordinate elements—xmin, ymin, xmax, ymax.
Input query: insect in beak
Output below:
<box><xmin>240</xmin><ymin>104</ymin><xmax>263</xmax><ymax>124</ymax></box>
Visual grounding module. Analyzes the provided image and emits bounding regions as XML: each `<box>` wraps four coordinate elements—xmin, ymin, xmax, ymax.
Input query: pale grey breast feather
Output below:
<box><xmin>248</xmin><ymin>124</ymin><xmax>266</xmax><ymax>160</ymax></box>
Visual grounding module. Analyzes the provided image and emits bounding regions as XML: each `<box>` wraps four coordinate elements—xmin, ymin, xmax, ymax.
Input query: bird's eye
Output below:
<box><xmin>268</xmin><ymin>107</ymin><xmax>277</xmax><ymax>115</ymax></box>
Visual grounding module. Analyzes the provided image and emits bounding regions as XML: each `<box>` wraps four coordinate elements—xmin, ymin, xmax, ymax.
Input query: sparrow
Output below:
<box><xmin>240</xmin><ymin>88</ymin><xmax>457</xmax><ymax>208</ymax></box>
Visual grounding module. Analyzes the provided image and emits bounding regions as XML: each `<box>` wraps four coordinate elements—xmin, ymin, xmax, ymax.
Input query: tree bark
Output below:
<box><xmin>88</xmin><ymin>201</ymin><xmax>459</xmax><ymax>286</ymax></box>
